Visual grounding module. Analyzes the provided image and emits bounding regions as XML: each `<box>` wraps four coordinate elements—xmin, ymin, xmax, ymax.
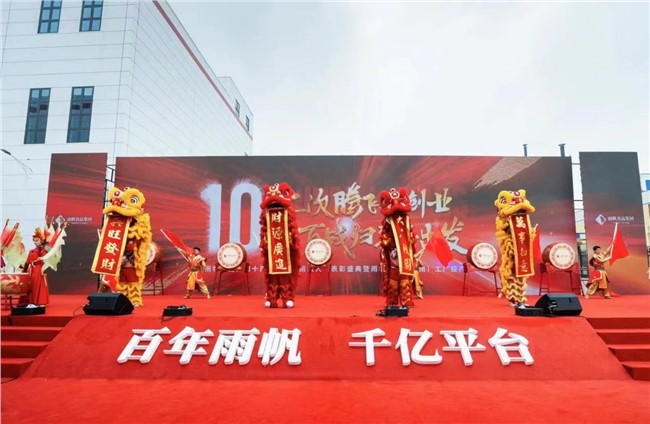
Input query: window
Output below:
<box><xmin>67</xmin><ymin>87</ymin><xmax>94</xmax><ymax>143</ymax></box>
<box><xmin>235</xmin><ymin>100</ymin><xmax>241</xmax><ymax>117</ymax></box>
<box><xmin>38</xmin><ymin>1</ymin><xmax>62</xmax><ymax>33</ymax></box>
<box><xmin>80</xmin><ymin>0</ymin><xmax>103</xmax><ymax>32</ymax></box>
<box><xmin>24</xmin><ymin>89</ymin><xmax>51</xmax><ymax>144</ymax></box>
<box><xmin>245</xmin><ymin>116</ymin><xmax>250</xmax><ymax>131</ymax></box>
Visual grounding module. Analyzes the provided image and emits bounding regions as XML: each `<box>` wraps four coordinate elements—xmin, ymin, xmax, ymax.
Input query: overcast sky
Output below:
<box><xmin>169</xmin><ymin>1</ymin><xmax>649</xmax><ymax>173</ymax></box>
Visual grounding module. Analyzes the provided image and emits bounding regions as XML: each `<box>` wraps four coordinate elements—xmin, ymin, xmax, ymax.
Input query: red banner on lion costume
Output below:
<box><xmin>259</xmin><ymin>182</ymin><xmax>300</xmax><ymax>308</ymax></box>
<box><xmin>379</xmin><ymin>187</ymin><xmax>417</xmax><ymax>307</ymax></box>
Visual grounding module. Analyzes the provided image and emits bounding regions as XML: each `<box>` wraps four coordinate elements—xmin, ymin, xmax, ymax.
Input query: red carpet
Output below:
<box><xmin>2</xmin><ymin>294</ymin><xmax>650</xmax><ymax>423</ymax></box>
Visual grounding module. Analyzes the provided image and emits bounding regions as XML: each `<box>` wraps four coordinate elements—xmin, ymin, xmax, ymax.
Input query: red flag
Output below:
<box><xmin>160</xmin><ymin>229</ymin><xmax>192</xmax><ymax>256</ymax></box>
<box><xmin>533</xmin><ymin>225</ymin><xmax>542</xmax><ymax>263</ymax></box>
<box><xmin>609</xmin><ymin>223</ymin><xmax>628</xmax><ymax>266</ymax></box>
<box><xmin>425</xmin><ymin>226</ymin><xmax>454</xmax><ymax>267</ymax></box>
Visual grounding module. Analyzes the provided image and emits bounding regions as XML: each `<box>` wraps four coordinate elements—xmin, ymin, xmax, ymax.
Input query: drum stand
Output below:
<box><xmin>538</xmin><ymin>263</ymin><xmax>581</xmax><ymax>295</ymax></box>
<box><xmin>212</xmin><ymin>263</ymin><xmax>251</xmax><ymax>295</ymax></box>
<box><xmin>305</xmin><ymin>263</ymin><xmax>332</xmax><ymax>296</ymax></box>
<box><xmin>462</xmin><ymin>263</ymin><xmax>501</xmax><ymax>296</ymax></box>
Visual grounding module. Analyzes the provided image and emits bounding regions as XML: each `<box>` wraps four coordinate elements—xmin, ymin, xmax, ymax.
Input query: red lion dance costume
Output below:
<box><xmin>259</xmin><ymin>182</ymin><xmax>300</xmax><ymax>308</ymax></box>
<box><xmin>379</xmin><ymin>187</ymin><xmax>417</xmax><ymax>307</ymax></box>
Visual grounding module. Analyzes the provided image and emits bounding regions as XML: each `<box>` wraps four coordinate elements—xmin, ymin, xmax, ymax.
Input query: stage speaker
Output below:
<box><xmin>534</xmin><ymin>293</ymin><xmax>582</xmax><ymax>316</ymax></box>
<box><xmin>83</xmin><ymin>293</ymin><xmax>134</xmax><ymax>316</ymax></box>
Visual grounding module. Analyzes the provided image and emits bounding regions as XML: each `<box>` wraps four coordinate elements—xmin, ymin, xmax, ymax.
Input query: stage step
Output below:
<box><xmin>621</xmin><ymin>362</ymin><xmax>650</xmax><ymax>381</ymax></box>
<box><xmin>588</xmin><ymin>317</ymin><xmax>650</xmax><ymax>329</ymax></box>
<box><xmin>596</xmin><ymin>329</ymin><xmax>650</xmax><ymax>345</ymax></box>
<box><xmin>1</xmin><ymin>315</ymin><xmax>74</xmax><ymax>327</ymax></box>
<box><xmin>0</xmin><ymin>326</ymin><xmax>64</xmax><ymax>342</ymax></box>
<box><xmin>608</xmin><ymin>344</ymin><xmax>650</xmax><ymax>362</ymax></box>
<box><xmin>0</xmin><ymin>358</ymin><xmax>34</xmax><ymax>379</ymax></box>
<box><xmin>1</xmin><ymin>341</ymin><xmax>49</xmax><ymax>358</ymax></box>
<box><xmin>589</xmin><ymin>317</ymin><xmax>650</xmax><ymax>381</ymax></box>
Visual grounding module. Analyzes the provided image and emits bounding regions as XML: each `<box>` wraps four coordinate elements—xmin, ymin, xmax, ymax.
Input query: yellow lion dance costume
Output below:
<box><xmin>494</xmin><ymin>190</ymin><xmax>536</xmax><ymax>307</ymax></box>
<box><xmin>103</xmin><ymin>187</ymin><xmax>152</xmax><ymax>306</ymax></box>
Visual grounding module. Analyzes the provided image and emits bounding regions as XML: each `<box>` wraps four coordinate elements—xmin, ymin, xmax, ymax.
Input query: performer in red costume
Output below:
<box><xmin>23</xmin><ymin>222</ymin><xmax>67</xmax><ymax>306</ymax></box>
<box><xmin>259</xmin><ymin>182</ymin><xmax>300</xmax><ymax>308</ymax></box>
<box><xmin>379</xmin><ymin>187</ymin><xmax>417</xmax><ymax>307</ymax></box>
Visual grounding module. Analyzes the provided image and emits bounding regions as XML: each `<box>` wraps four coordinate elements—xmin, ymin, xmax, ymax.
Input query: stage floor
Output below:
<box><xmin>2</xmin><ymin>294</ymin><xmax>650</xmax><ymax>424</ymax></box>
<box><xmin>9</xmin><ymin>292</ymin><xmax>649</xmax><ymax>320</ymax></box>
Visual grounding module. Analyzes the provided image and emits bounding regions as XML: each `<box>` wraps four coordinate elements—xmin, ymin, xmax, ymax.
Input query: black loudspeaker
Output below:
<box><xmin>83</xmin><ymin>293</ymin><xmax>134</xmax><ymax>316</ymax></box>
<box><xmin>534</xmin><ymin>293</ymin><xmax>582</xmax><ymax>316</ymax></box>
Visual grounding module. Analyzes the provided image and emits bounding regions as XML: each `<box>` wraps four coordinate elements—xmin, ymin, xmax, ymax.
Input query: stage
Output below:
<box><xmin>2</xmin><ymin>294</ymin><xmax>650</xmax><ymax>423</ymax></box>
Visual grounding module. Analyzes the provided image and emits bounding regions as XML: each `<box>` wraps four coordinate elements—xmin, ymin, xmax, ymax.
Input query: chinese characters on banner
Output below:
<box><xmin>91</xmin><ymin>215</ymin><xmax>131</xmax><ymax>276</ymax></box>
<box><xmin>295</xmin><ymin>183</ymin><xmax>464</xmax><ymax>261</ymax></box>
<box><xmin>508</xmin><ymin>213</ymin><xmax>535</xmax><ymax>277</ymax></box>
<box><xmin>265</xmin><ymin>208</ymin><xmax>292</xmax><ymax>274</ymax></box>
<box><xmin>117</xmin><ymin>326</ymin><xmax>532</xmax><ymax>367</ymax></box>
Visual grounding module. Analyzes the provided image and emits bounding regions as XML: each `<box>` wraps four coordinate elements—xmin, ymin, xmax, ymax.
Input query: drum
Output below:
<box><xmin>305</xmin><ymin>239</ymin><xmax>332</xmax><ymax>266</ymax></box>
<box><xmin>466</xmin><ymin>243</ymin><xmax>498</xmax><ymax>270</ymax></box>
<box><xmin>217</xmin><ymin>243</ymin><xmax>247</xmax><ymax>270</ymax></box>
<box><xmin>0</xmin><ymin>273</ymin><xmax>31</xmax><ymax>295</ymax></box>
<box><xmin>543</xmin><ymin>242</ymin><xmax>576</xmax><ymax>270</ymax></box>
<box><xmin>145</xmin><ymin>241</ymin><xmax>162</xmax><ymax>267</ymax></box>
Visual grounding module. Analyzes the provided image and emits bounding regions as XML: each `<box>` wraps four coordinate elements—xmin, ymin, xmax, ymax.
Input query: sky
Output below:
<box><xmin>169</xmin><ymin>1</ymin><xmax>649</xmax><ymax>173</ymax></box>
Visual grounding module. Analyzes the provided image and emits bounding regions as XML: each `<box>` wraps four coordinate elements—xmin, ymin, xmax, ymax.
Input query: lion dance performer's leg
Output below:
<box><xmin>279</xmin><ymin>277</ymin><xmax>296</xmax><ymax>308</ymax></box>
<box><xmin>505</xmin><ymin>277</ymin><xmax>527</xmax><ymax>305</ymax></box>
<box><xmin>385</xmin><ymin>269</ymin><xmax>400</xmax><ymax>306</ymax></box>
<box><xmin>399</xmin><ymin>275</ymin><xmax>414</xmax><ymax>307</ymax></box>
<box><xmin>116</xmin><ymin>281</ymin><xmax>143</xmax><ymax>307</ymax></box>
<box><xmin>265</xmin><ymin>275</ymin><xmax>280</xmax><ymax>308</ymax></box>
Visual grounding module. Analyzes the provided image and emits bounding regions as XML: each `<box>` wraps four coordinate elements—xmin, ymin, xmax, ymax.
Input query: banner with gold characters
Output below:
<box><xmin>266</xmin><ymin>207</ymin><xmax>292</xmax><ymax>275</ymax></box>
<box><xmin>388</xmin><ymin>215</ymin><xmax>415</xmax><ymax>276</ymax></box>
<box><xmin>91</xmin><ymin>215</ymin><xmax>131</xmax><ymax>276</ymax></box>
<box><xmin>509</xmin><ymin>213</ymin><xmax>534</xmax><ymax>278</ymax></box>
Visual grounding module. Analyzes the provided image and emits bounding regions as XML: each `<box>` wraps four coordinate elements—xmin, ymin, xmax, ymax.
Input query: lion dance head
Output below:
<box><xmin>379</xmin><ymin>187</ymin><xmax>411</xmax><ymax>217</ymax></box>
<box><xmin>104</xmin><ymin>186</ymin><xmax>152</xmax><ymax>283</ymax></box>
<box><xmin>261</xmin><ymin>182</ymin><xmax>294</xmax><ymax>210</ymax></box>
<box><xmin>494</xmin><ymin>189</ymin><xmax>535</xmax><ymax>217</ymax></box>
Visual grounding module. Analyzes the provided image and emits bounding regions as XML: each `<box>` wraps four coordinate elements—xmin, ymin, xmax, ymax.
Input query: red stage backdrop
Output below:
<box><xmin>46</xmin><ymin>155</ymin><xmax>580</xmax><ymax>295</ymax></box>
<box><xmin>45</xmin><ymin>153</ymin><xmax>108</xmax><ymax>293</ymax></box>
<box><xmin>580</xmin><ymin>152</ymin><xmax>650</xmax><ymax>294</ymax></box>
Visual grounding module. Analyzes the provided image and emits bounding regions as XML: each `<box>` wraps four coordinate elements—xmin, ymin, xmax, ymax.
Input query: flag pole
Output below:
<box><xmin>610</xmin><ymin>222</ymin><xmax>618</xmax><ymax>253</ymax></box>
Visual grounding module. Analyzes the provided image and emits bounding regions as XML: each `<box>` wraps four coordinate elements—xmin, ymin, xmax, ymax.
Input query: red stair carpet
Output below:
<box><xmin>588</xmin><ymin>316</ymin><xmax>650</xmax><ymax>380</ymax></box>
<box><xmin>1</xmin><ymin>314</ymin><xmax>72</xmax><ymax>381</ymax></box>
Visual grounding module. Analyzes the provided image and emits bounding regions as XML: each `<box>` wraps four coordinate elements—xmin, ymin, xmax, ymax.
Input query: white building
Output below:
<box><xmin>1</xmin><ymin>0</ymin><xmax>253</xmax><ymax>235</ymax></box>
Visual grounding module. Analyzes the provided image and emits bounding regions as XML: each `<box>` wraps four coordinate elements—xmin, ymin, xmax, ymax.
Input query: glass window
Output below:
<box><xmin>245</xmin><ymin>116</ymin><xmax>250</xmax><ymax>131</ymax></box>
<box><xmin>235</xmin><ymin>100</ymin><xmax>241</xmax><ymax>117</ymax></box>
<box><xmin>24</xmin><ymin>88</ymin><xmax>51</xmax><ymax>144</ymax></box>
<box><xmin>80</xmin><ymin>1</ymin><xmax>103</xmax><ymax>32</ymax></box>
<box><xmin>67</xmin><ymin>86</ymin><xmax>94</xmax><ymax>143</ymax></box>
<box><xmin>38</xmin><ymin>1</ymin><xmax>62</xmax><ymax>34</ymax></box>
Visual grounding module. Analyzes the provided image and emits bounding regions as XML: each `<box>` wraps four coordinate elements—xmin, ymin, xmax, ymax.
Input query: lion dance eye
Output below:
<box><xmin>500</xmin><ymin>198</ymin><xmax>506</xmax><ymax>204</ymax></box>
<box><xmin>130</xmin><ymin>196</ymin><xmax>140</xmax><ymax>204</ymax></box>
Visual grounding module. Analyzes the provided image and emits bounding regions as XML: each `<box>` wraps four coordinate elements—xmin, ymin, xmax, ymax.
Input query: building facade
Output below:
<box><xmin>1</xmin><ymin>0</ymin><xmax>253</xmax><ymax>235</ymax></box>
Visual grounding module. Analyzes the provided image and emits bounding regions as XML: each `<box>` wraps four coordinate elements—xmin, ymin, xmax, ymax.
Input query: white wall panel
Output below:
<box><xmin>1</xmin><ymin>0</ymin><xmax>252</xmax><ymax>237</ymax></box>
